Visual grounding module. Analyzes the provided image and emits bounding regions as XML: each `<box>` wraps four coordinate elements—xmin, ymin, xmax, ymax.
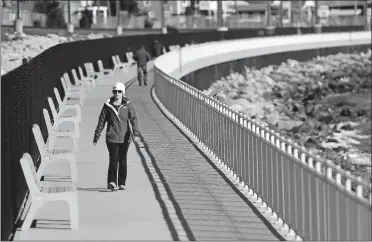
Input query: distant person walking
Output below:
<box><xmin>151</xmin><ymin>40</ymin><xmax>164</xmax><ymax>59</ymax></box>
<box><xmin>93</xmin><ymin>82</ymin><xmax>141</xmax><ymax>191</ymax></box>
<box><xmin>133</xmin><ymin>45</ymin><xmax>151</xmax><ymax>86</ymax></box>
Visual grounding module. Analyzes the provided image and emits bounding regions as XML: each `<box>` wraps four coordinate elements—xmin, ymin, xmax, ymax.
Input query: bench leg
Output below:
<box><xmin>21</xmin><ymin>202</ymin><xmax>42</xmax><ymax>231</ymax></box>
<box><xmin>68</xmin><ymin>195</ymin><xmax>79</xmax><ymax>230</ymax></box>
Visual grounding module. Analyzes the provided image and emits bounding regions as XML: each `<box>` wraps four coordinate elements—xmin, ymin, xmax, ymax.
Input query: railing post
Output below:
<box><xmin>265</xmin><ymin>1</ymin><xmax>275</xmax><ymax>36</ymax></box>
<box><xmin>14</xmin><ymin>0</ymin><xmax>23</xmax><ymax>33</ymax></box>
<box><xmin>279</xmin><ymin>0</ymin><xmax>283</xmax><ymax>27</ymax></box>
<box><xmin>97</xmin><ymin>0</ymin><xmax>101</xmax><ymax>28</ymax></box>
<box><xmin>314</xmin><ymin>0</ymin><xmax>322</xmax><ymax>33</ymax></box>
<box><xmin>299</xmin><ymin>0</ymin><xmax>303</xmax><ymax>27</ymax></box>
<box><xmin>364</xmin><ymin>0</ymin><xmax>370</xmax><ymax>30</ymax></box>
<box><xmin>67</xmin><ymin>0</ymin><xmax>74</xmax><ymax>34</ymax></box>
<box><xmin>217</xmin><ymin>0</ymin><xmax>223</xmax><ymax>28</ymax></box>
<box><xmin>116</xmin><ymin>0</ymin><xmax>122</xmax><ymax>35</ymax></box>
<box><xmin>161</xmin><ymin>0</ymin><xmax>166</xmax><ymax>33</ymax></box>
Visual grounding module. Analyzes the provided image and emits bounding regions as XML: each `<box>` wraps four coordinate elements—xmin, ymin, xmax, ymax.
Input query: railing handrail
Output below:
<box><xmin>154</xmin><ymin>31</ymin><xmax>372</xmax><ymax>203</ymax></box>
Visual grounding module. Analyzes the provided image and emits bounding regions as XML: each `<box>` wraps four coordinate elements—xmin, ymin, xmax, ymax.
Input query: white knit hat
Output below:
<box><xmin>113</xmin><ymin>82</ymin><xmax>125</xmax><ymax>94</ymax></box>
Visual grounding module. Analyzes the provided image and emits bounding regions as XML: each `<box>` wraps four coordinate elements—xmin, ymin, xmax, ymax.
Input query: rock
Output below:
<box><xmin>277</xmin><ymin>120</ymin><xmax>304</xmax><ymax>131</ymax></box>
<box><xmin>340</xmin><ymin>123</ymin><xmax>354</xmax><ymax>131</ymax></box>
<box><xmin>315</xmin><ymin>110</ymin><xmax>333</xmax><ymax>124</ymax></box>
<box><xmin>340</xmin><ymin>108</ymin><xmax>352</xmax><ymax>116</ymax></box>
<box><xmin>230</xmin><ymin>98</ymin><xmax>252</xmax><ymax>108</ymax></box>
<box><xmin>305</xmin><ymin>137</ymin><xmax>320</xmax><ymax>148</ymax></box>
<box><xmin>305</xmin><ymin>103</ymin><xmax>315</xmax><ymax>116</ymax></box>
<box><xmin>357</xmin><ymin>110</ymin><xmax>367</xmax><ymax>116</ymax></box>
<box><xmin>265</xmin><ymin>111</ymin><xmax>281</xmax><ymax>126</ymax></box>
<box><xmin>299</xmin><ymin>124</ymin><xmax>313</xmax><ymax>134</ymax></box>
<box><xmin>303</xmin><ymin>93</ymin><xmax>316</xmax><ymax>102</ymax></box>
<box><xmin>292</xmin><ymin>102</ymin><xmax>302</xmax><ymax>112</ymax></box>
<box><xmin>297</xmin><ymin>85</ymin><xmax>306</xmax><ymax>93</ymax></box>
<box><xmin>230</xmin><ymin>104</ymin><xmax>244</xmax><ymax>112</ymax></box>
<box><xmin>326</xmin><ymin>138</ymin><xmax>339</xmax><ymax>143</ymax></box>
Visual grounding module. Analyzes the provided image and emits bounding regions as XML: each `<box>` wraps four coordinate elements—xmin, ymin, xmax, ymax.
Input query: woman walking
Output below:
<box><xmin>93</xmin><ymin>82</ymin><xmax>141</xmax><ymax>191</ymax></box>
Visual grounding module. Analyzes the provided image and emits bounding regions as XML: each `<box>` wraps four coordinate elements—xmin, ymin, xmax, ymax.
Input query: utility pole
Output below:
<box><xmin>266</xmin><ymin>0</ymin><xmax>272</xmax><ymax>27</ymax></box>
<box><xmin>16</xmin><ymin>0</ymin><xmax>20</xmax><ymax>19</ymax></box>
<box><xmin>217</xmin><ymin>0</ymin><xmax>223</xmax><ymax>28</ymax></box>
<box><xmin>315</xmin><ymin>0</ymin><xmax>319</xmax><ymax>25</ymax></box>
<box><xmin>116</xmin><ymin>0</ymin><xmax>122</xmax><ymax>35</ymax></box>
<box><xmin>314</xmin><ymin>0</ymin><xmax>322</xmax><ymax>33</ymax></box>
<box><xmin>363</xmin><ymin>0</ymin><xmax>370</xmax><ymax>30</ymax></box>
<box><xmin>116</xmin><ymin>0</ymin><xmax>120</xmax><ymax>26</ymax></box>
<box><xmin>161</xmin><ymin>0</ymin><xmax>165</xmax><ymax>33</ymax></box>
<box><xmin>14</xmin><ymin>0</ymin><xmax>23</xmax><ymax>33</ymax></box>
<box><xmin>279</xmin><ymin>0</ymin><xmax>283</xmax><ymax>27</ymax></box>
<box><xmin>299</xmin><ymin>0</ymin><xmax>303</xmax><ymax>26</ymax></box>
<box><xmin>97</xmin><ymin>0</ymin><xmax>101</xmax><ymax>28</ymax></box>
<box><xmin>67</xmin><ymin>0</ymin><xmax>71</xmax><ymax>24</ymax></box>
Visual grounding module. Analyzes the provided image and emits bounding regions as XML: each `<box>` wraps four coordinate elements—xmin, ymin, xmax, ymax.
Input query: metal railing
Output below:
<box><xmin>154</xmin><ymin>66</ymin><xmax>372</xmax><ymax>240</ymax></box>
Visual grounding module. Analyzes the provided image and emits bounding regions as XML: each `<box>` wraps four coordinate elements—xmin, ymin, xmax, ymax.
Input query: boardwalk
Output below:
<box><xmin>14</xmin><ymin>63</ymin><xmax>283</xmax><ymax>241</ymax></box>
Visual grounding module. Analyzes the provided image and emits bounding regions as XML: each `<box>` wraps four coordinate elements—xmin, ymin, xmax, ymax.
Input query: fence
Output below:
<box><xmin>153</xmin><ymin>33</ymin><xmax>372</xmax><ymax>240</ymax></box>
<box><xmin>0</xmin><ymin>26</ymin><xmax>367</xmax><ymax>241</ymax></box>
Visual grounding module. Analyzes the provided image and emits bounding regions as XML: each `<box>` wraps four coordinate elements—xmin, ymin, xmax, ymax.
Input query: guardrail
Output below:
<box><xmin>153</xmin><ymin>31</ymin><xmax>372</xmax><ymax>241</ymax></box>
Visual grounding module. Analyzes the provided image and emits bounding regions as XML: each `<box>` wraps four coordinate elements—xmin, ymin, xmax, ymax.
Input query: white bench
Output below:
<box><xmin>19</xmin><ymin>152</ymin><xmax>79</xmax><ymax>231</ymax></box>
<box><xmin>111</xmin><ymin>55</ymin><xmax>127</xmax><ymax>73</ymax></box>
<box><xmin>47</xmin><ymin>97</ymin><xmax>80</xmax><ymax>137</ymax></box>
<box><xmin>62</xmin><ymin>73</ymin><xmax>88</xmax><ymax>96</ymax></box>
<box><xmin>60</xmin><ymin>77</ymin><xmax>85</xmax><ymax>106</ymax></box>
<box><xmin>43</xmin><ymin>108</ymin><xmax>78</xmax><ymax>151</ymax></box>
<box><xmin>115</xmin><ymin>55</ymin><xmax>129</xmax><ymax>70</ymax></box>
<box><xmin>97</xmin><ymin>60</ymin><xmax>114</xmax><ymax>76</ymax></box>
<box><xmin>126</xmin><ymin>52</ymin><xmax>137</xmax><ymax>66</ymax></box>
<box><xmin>53</xmin><ymin>88</ymin><xmax>82</xmax><ymax>122</ymax></box>
<box><xmin>54</xmin><ymin>86</ymin><xmax>81</xmax><ymax>108</ymax></box>
<box><xmin>32</xmin><ymin>124</ymin><xmax>78</xmax><ymax>183</ymax></box>
<box><xmin>71</xmin><ymin>69</ymin><xmax>92</xmax><ymax>92</ymax></box>
<box><xmin>84</xmin><ymin>62</ymin><xmax>105</xmax><ymax>81</ymax></box>
<box><xmin>78</xmin><ymin>66</ymin><xmax>96</xmax><ymax>88</ymax></box>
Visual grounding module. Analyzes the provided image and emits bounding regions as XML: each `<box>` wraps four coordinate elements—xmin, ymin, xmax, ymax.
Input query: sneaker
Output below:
<box><xmin>119</xmin><ymin>185</ymin><xmax>126</xmax><ymax>190</ymax></box>
<box><xmin>108</xmin><ymin>182</ymin><xmax>118</xmax><ymax>191</ymax></box>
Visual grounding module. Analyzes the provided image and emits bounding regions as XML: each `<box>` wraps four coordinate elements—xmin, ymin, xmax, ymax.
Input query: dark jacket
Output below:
<box><xmin>133</xmin><ymin>48</ymin><xmax>151</xmax><ymax>67</ymax></box>
<box><xmin>94</xmin><ymin>96</ymin><xmax>140</xmax><ymax>143</ymax></box>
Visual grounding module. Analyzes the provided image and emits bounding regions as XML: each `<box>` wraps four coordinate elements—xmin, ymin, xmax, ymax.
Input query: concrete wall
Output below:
<box><xmin>154</xmin><ymin>31</ymin><xmax>371</xmax><ymax>84</ymax></box>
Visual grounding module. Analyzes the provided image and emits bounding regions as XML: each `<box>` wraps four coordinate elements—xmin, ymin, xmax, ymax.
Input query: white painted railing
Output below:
<box><xmin>153</xmin><ymin>31</ymin><xmax>372</xmax><ymax>241</ymax></box>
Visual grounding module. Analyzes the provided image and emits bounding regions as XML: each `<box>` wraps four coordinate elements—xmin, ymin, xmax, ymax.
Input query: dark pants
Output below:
<box><xmin>137</xmin><ymin>65</ymin><xmax>147</xmax><ymax>85</ymax></box>
<box><xmin>106</xmin><ymin>133</ymin><xmax>131</xmax><ymax>186</ymax></box>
